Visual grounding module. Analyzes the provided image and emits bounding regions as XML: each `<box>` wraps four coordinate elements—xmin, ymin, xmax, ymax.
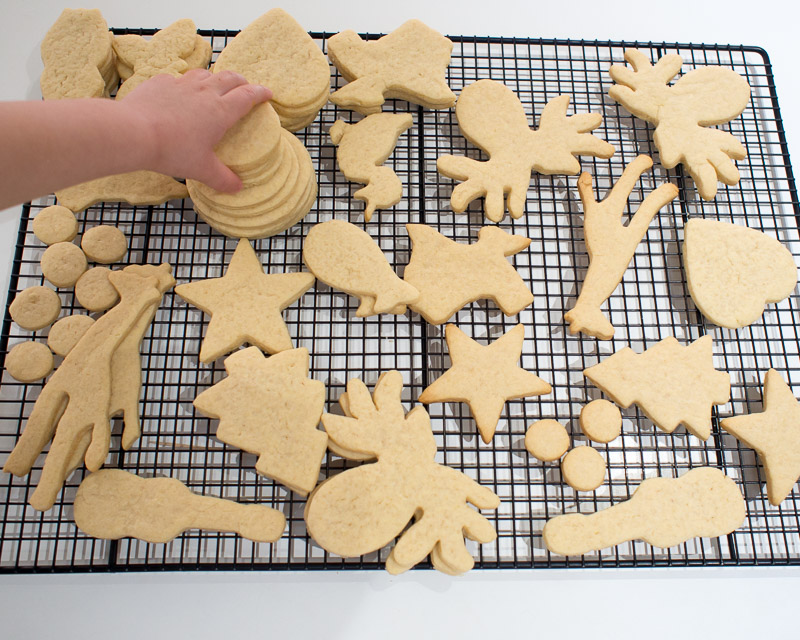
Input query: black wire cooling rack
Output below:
<box><xmin>1</xmin><ymin>28</ymin><xmax>799</xmax><ymax>573</ymax></box>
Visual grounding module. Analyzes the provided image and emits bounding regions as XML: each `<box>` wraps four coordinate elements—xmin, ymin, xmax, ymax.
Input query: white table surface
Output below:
<box><xmin>2</xmin><ymin>1</ymin><xmax>800</xmax><ymax>638</ymax></box>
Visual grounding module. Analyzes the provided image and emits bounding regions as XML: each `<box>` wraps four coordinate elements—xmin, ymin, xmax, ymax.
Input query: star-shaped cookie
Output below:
<box><xmin>721</xmin><ymin>369</ymin><xmax>800</xmax><ymax>506</ymax></box>
<box><xmin>175</xmin><ymin>239</ymin><xmax>314</xmax><ymax>363</ymax></box>
<box><xmin>419</xmin><ymin>323</ymin><xmax>551</xmax><ymax>443</ymax></box>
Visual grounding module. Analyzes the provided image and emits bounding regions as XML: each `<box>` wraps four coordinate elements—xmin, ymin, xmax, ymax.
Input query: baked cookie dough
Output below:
<box><xmin>32</xmin><ymin>205</ymin><xmax>78</xmax><ymax>245</ymax></box>
<box><xmin>580</xmin><ymin>399</ymin><xmax>622</xmax><ymax>443</ymax></box>
<box><xmin>75</xmin><ymin>267</ymin><xmax>119</xmax><ymax>311</ymax></box>
<box><xmin>47</xmin><ymin>314</ymin><xmax>96</xmax><ymax>356</ymax></box>
<box><xmin>562</xmin><ymin>446</ymin><xmax>606</xmax><ymax>492</ymax></box>
<box><xmin>9</xmin><ymin>286</ymin><xmax>61</xmax><ymax>330</ymax></box>
<box><xmin>5</xmin><ymin>341</ymin><xmax>54</xmax><ymax>382</ymax></box>
<box><xmin>525</xmin><ymin>419</ymin><xmax>570</xmax><ymax>461</ymax></box>
<box><xmin>41</xmin><ymin>242</ymin><xmax>88</xmax><ymax>287</ymax></box>
<box><xmin>81</xmin><ymin>225</ymin><xmax>128</xmax><ymax>264</ymax></box>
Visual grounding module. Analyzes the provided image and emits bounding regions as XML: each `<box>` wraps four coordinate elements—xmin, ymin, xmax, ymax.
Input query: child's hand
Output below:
<box><xmin>119</xmin><ymin>69</ymin><xmax>272</xmax><ymax>193</ymax></box>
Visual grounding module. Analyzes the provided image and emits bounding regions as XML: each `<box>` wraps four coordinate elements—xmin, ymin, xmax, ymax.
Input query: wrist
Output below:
<box><xmin>114</xmin><ymin>99</ymin><xmax>163</xmax><ymax>174</ymax></box>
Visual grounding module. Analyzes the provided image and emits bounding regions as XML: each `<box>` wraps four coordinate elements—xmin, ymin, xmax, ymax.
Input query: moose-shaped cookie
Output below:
<box><xmin>305</xmin><ymin>371</ymin><xmax>500</xmax><ymax>575</ymax></box>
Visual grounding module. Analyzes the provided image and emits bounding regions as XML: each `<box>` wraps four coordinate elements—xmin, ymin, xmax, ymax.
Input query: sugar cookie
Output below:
<box><xmin>32</xmin><ymin>205</ymin><xmax>78</xmax><ymax>245</ymax></box>
<box><xmin>75</xmin><ymin>267</ymin><xmax>120</xmax><ymax>311</ymax></box>
<box><xmin>212</xmin><ymin>8</ymin><xmax>330</xmax><ymax>131</ymax></box>
<box><xmin>74</xmin><ymin>469</ymin><xmax>285</xmax><ymax>543</ymax></box>
<box><xmin>543</xmin><ymin>467</ymin><xmax>745</xmax><ymax>555</ymax></box>
<box><xmin>683</xmin><ymin>218</ymin><xmax>798</xmax><ymax>329</ymax></box>
<box><xmin>437</xmin><ymin>79</ymin><xmax>615</xmax><ymax>222</ymax></box>
<box><xmin>419</xmin><ymin>324</ymin><xmax>551</xmax><ymax>443</ymax></box>
<box><xmin>303</xmin><ymin>219</ymin><xmax>419</xmax><ymax>316</ymax></box>
<box><xmin>47</xmin><ymin>315</ymin><xmax>96</xmax><ymax>357</ymax></box>
<box><xmin>81</xmin><ymin>225</ymin><xmax>128</xmax><ymax>264</ymax></box>
<box><xmin>561</xmin><ymin>446</ymin><xmax>606</xmax><ymax>492</ymax></box>
<box><xmin>721</xmin><ymin>369</ymin><xmax>800</xmax><ymax>506</ymax></box>
<box><xmin>328</xmin><ymin>19</ymin><xmax>455</xmax><ymax>115</ymax></box>
<box><xmin>3</xmin><ymin>263</ymin><xmax>175</xmax><ymax>511</ymax></box>
<box><xmin>40</xmin><ymin>242</ymin><xmax>88</xmax><ymax>287</ymax></box>
<box><xmin>329</xmin><ymin>113</ymin><xmax>413</xmax><ymax>222</ymax></box>
<box><xmin>5</xmin><ymin>341</ymin><xmax>54</xmax><ymax>383</ymax></box>
<box><xmin>194</xmin><ymin>347</ymin><xmax>327</xmax><ymax>496</ymax></box>
<box><xmin>112</xmin><ymin>19</ymin><xmax>198</xmax><ymax>99</ymax></box>
<box><xmin>580</xmin><ymin>399</ymin><xmax>622</xmax><ymax>443</ymax></box>
<box><xmin>56</xmin><ymin>170</ymin><xmax>189</xmax><ymax>213</ymax></box>
<box><xmin>524</xmin><ymin>419</ymin><xmax>570</xmax><ymax>461</ymax></box>
<box><xmin>404</xmin><ymin>224</ymin><xmax>533</xmax><ymax>324</ymax></box>
<box><xmin>175</xmin><ymin>239</ymin><xmax>314</xmax><ymax>363</ymax></box>
<box><xmin>609</xmin><ymin>49</ymin><xmax>750</xmax><ymax>200</ymax></box>
<box><xmin>564</xmin><ymin>155</ymin><xmax>678</xmax><ymax>339</ymax></box>
<box><xmin>583</xmin><ymin>335</ymin><xmax>730</xmax><ymax>441</ymax></box>
<box><xmin>40</xmin><ymin>8</ymin><xmax>115</xmax><ymax>100</ymax></box>
<box><xmin>305</xmin><ymin>371</ymin><xmax>500</xmax><ymax>575</ymax></box>
<box><xmin>9</xmin><ymin>286</ymin><xmax>61</xmax><ymax>330</ymax></box>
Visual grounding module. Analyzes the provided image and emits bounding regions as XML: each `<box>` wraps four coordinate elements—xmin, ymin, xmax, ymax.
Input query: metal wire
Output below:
<box><xmin>0</xmin><ymin>30</ymin><xmax>798</xmax><ymax>573</ymax></box>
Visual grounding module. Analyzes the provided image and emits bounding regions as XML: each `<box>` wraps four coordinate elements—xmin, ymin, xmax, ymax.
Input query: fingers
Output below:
<box><xmin>207</xmin><ymin>69</ymin><xmax>248</xmax><ymax>94</ymax></box>
<box><xmin>182</xmin><ymin>67</ymin><xmax>212</xmax><ymax>81</ymax></box>
<box><xmin>197</xmin><ymin>155</ymin><xmax>243</xmax><ymax>194</ymax></box>
<box><xmin>221</xmin><ymin>83</ymin><xmax>273</xmax><ymax>122</ymax></box>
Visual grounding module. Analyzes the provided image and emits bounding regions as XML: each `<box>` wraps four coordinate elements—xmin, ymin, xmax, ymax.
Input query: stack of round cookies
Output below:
<box><xmin>186</xmin><ymin>102</ymin><xmax>317</xmax><ymax>238</ymax></box>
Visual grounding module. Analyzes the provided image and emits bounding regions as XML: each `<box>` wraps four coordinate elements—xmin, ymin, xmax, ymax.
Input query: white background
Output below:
<box><xmin>2</xmin><ymin>1</ymin><xmax>800</xmax><ymax>638</ymax></box>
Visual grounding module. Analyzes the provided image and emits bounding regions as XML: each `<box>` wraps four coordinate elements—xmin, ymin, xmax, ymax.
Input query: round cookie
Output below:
<box><xmin>47</xmin><ymin>314</ymin><xmax>96</xmax><ymax>356</ymax></box>
<box><xmin>32</xmin><ymin>205</ymin><xmax>78</xmax><ymax>245</ymax></box>
<box><xmin>524</xmin><ymin>419</ymin><xmax>570</xmax><ymax>462</ymax></box>
<box><xmin>81</xmin><ymin>225</ymin><xmax>128</xmax><ymax>264</ymax></box>
<box><xmin>9</xmin><ymin>286</ymin><xmax>61</xmax><ymax>330</ymax></box>
<box><xmin>580</xmin><ymin>399</ymin><xmax>623</xmax><ymax>443</ymax></box>
<box><xmin>561</xmin><ymin>446</ymin><xmax>606</xmax><ymax>492</ymax></box>
<box><xmin>41</xmin><ymin>242</ymin><xmax>88</xmax><ymax>287</ymax></box>
<box><xmin>75</xmin><ymin>267</ymin><xmax>119</xmax><ymax>311</ymax></box>
<box><xmin>5</xmin><ymin>341</ymin><xmax>54</xmax><ymax>382</ymax></box>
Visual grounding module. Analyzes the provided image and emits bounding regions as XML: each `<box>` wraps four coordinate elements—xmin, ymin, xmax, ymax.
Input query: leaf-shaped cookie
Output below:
<box><xmin>683</xmin><ymin>218</ymin><xmax>797</xmax><ymax>329</ymax></box>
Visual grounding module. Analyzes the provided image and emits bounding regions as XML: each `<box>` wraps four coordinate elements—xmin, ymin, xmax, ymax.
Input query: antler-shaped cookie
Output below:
<box><xmin>437</xmin><ymin>79</ymin><xmax>615</xmax><ymax>222</ymax></box>
<box><xmin>330</xmin><ymin>113</ymin><xmax>413</xmax><ymax>222</ymax></box>
<box><xmin>565</xmin><ymin>155</ymin><xmax>678</xmax><ymax>339</ymax></box>
<box><xmin>3</xmin><ymin>264</ymin><xmax>175</xmax><ymax>511</ymax></box>
<box><xmin>304</xmin><ymin>371</ymin><xmax>499</xmax><ymax>575</ymax></box>
<box><xmin>608</xmin><ymin>49</ymin><xmax>751</xmax><ymax>200</ymax></box>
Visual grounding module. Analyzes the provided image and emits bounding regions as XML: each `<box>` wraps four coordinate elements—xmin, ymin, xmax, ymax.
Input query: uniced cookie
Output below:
<box><xmin>81</xmin><ymin>225</ymin><xmax>128</xmax><ymax>264</ymax></box>
<box><xmin>543</xmin><ymin>467</ymin><xmax>745</xmax><ymax>555</ymax></box>
<box><xmin>580</xmin><ymin>399</ymin><xmax>622</xmax><ymax>443</ymax></box>
<box><xmin>525</xmin><ymin>419</ymin><xmax>570</xmax><ymax>461</ymax></box>
<box><xmin>75</xmin><ymin>267</ymin><xmax>120</xmax><ymax>311</ymax></box>
<box><xmin>9</xmin><ymin>286</ymin><xmax>61</xmax><ymax>330</ymax></box>
<box><xmin>561</xmin><ymin>446</ymin><xmax>606</xmax><ymax>492</ymax></box>
<box><xmin>47</xmin><ymin>315</ymin><xmax>96</xmax><ymax>356</ymax></box>
<box><xmin>419</xmin><ymin>324</ymin><xmax>551</xmax><ymax>443</ymax></box>
<box><xmin>608</xmin><ymin>49</ymin><xmax>750</xmax><ymax>200</ymax></box>
<box><xmin>5</xmin><ymin>341</ymin><xmax>54</xmax><ymax>383</ymax></box>
<box><xmin>683</xmin><ymin>218</ymin><xmax>798</xmax><ymax>329</ymax></box>
<box><xmin>328</xmin><ymin>20</ymin><xmax>456</xmax><ymax>115</ymax></box>
<box><xmin>40</xmin><ymin>242</ymin><xmax>88</xmax><ymax>287</ymax></box>
<box><xmin>56</xmin><ymin>170</ymin><xmax>189</xmax><ymax>213</ymax></box>
<box><xmin>32</xmin><ymin>205</ymin><xmax>78</xmax><ymax>245</ymax></box>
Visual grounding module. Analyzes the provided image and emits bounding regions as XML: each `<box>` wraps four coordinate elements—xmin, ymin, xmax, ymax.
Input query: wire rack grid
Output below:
<box><xmin>0</xmin><ymin>28</ymin><xmax>799</xmax><ymax>573</ymax></box>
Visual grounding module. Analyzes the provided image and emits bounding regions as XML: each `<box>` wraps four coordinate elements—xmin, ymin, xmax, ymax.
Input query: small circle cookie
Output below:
<box><xmin>75</xmin><ymin>267</ymin><xmax>119</xmax><ymax>311</ymax></box>
<box><xmin>5</xmin><ymin>341</ymin><xmax>54</xmax><ymax>382</ymax></box>
<box><xmin>9</xmin><ymin>286</ymin><xmax>61</xmax><ymax>330</ymax></box>
<box><xmin>81</xmin><ymin>225</ymin><xmax>128</xmax><ymax>264</ymax></box>
<box><xmin>580</xmin><ymin>399</ymin><xmax>622</xmax><ymax>443</ymax></box>
<box><xmin>47</xmin><ymin>315</ymin><xmax>95</xmax><ymax>356</ymax></box>
<box><xmin>525</xmin><ymin>419</ymin><xmax>570</xmax><ymax>462</ymax></box>
<box><xmin>41</xmin><ymin>242</ymin><xmax>88</xmax><ymax>287</ymax></box>
<box><xmin>561</xmin><ymin>446</ymin><xmax>606</xmax><ymax>492</ymax></box>
<box><xmin>32</xmin><ymin>205</ymin><xmax>78</xmax><ymax>245</ymax></box>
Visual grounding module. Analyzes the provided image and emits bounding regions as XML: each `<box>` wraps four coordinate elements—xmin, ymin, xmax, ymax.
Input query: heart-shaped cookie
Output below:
<box><xmin>683</xmin><ymin>218</ymin><xmax>797</xmax><ymax>328</ymax></box>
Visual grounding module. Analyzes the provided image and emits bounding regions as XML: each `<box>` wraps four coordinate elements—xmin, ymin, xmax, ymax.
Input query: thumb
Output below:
<box><xmin>196</xmin><ymin>155</ymin><xmax>243</xmax><ymax>194</ymax></box>
<box><xmin>221</xmin><ymin>83</ymin><xmax>273</xmax><ymax>125</ymax></box>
